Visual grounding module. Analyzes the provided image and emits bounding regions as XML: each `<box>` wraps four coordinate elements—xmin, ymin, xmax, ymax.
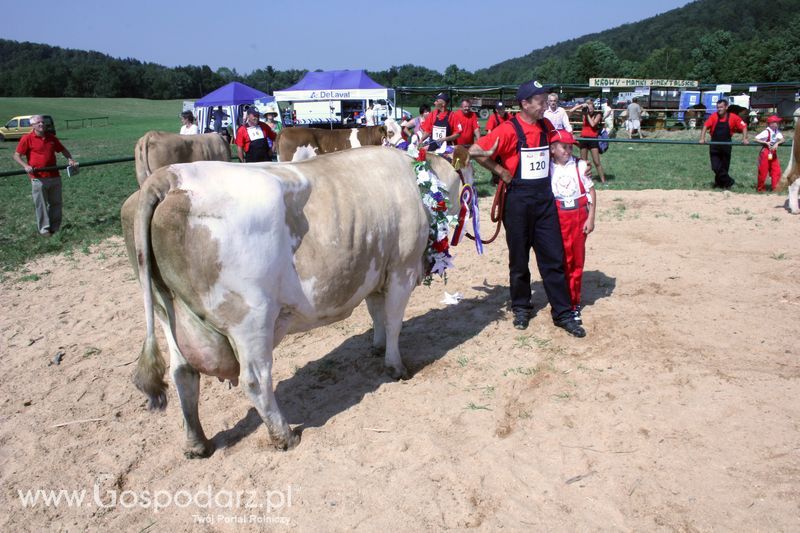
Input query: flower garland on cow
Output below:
<box><xmin>407</xmin><ymin>144</ymin><xmax>458</xmax><ymax>285</ymax></box>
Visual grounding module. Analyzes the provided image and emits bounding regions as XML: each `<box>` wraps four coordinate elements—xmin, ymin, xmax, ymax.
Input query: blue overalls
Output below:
<box><xmin>429</xmin><ymin>110</ymin><xmax>451</xmax><ymax>149</ymax></box>
<box><xmin>503</xmin><ymin>118</ymin><xmax>573</xmax><ymax>323</ymax></box>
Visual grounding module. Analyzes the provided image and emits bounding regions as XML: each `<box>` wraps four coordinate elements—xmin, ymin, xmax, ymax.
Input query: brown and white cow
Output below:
<box><xmin>134</xmin><ymin>131</ymin><xmax>230</xmax><ymax>186</ymax></box>
<box><xmin>275</xmin><ymin>125</ymin><xmax>388</xmax><ymax>162</ymax></box>
<box><xmin>120</xmin><ymin>145</ymin><xmax>490</xmax><ymax>457</ymax></box>
<box><xmin>778</xmin><ymin>121</ymin><xmax>800</xmax><ymax>213</ymax></box>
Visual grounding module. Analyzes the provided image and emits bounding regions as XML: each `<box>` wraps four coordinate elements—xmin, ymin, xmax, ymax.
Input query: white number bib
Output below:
<box><xmin>247</xmin><ymin>126</ymin><xmax>265</xmax><ymax>141</ymax></box>
<box><xmin>432</xmin><ymin>125</ymin><xmax>447</xmax><ymax>141</ymax></box>
<box><xmin>520</xmin><ymin>146</ymin><xmax>549</xmax><ymax>180</ymax></box>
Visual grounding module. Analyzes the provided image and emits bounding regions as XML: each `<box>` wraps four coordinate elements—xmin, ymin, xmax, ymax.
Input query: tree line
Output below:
<box><xmin>478</xmin><ymin>0</ymin><xmax>800</xmax><ymax>84</ymax></box>
<box><xmin>1</xmin><ymin>0</ymin><xmax>798</xmax><ymax>99</ymax></box>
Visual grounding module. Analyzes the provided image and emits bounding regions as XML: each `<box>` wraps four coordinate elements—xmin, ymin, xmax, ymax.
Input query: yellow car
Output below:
<box><xmin>0</xmin><ymin>115</ymin><xmax>56</xmax><ymax>142</ymax></box>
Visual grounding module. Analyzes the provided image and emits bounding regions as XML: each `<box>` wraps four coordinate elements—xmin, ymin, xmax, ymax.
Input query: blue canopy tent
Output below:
<box><xmin>193</xmin><ymin>81</ymin><xmax>275</xmax><ymax>133</ymax></box>
<box><xmin>275</xmin><ymin>70</ymin><xmax>387</xmax><ymax>97</ymax></box>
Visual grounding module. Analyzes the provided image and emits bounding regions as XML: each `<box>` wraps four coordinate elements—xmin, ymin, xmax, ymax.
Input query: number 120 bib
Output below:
<box><xmin>520</xmin><ymin>146</ymin><xmax>549</xmax><ymax>180</ymax></box>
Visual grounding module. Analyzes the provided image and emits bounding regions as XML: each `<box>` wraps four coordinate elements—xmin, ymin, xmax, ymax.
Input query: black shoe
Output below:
<box><xmin>555</xmin><ymin>317</ymin><xmax>586</xmax><ymax>338</ymax></box>
<box><xmin>572</xmin><ymin>307</ymin><xmax>582</xmax><ymax>324</ymax></box>
<box><xmin>513</xmin><ymin>312</ymin><xmax>530</xmax><ymax>330</ymax></box>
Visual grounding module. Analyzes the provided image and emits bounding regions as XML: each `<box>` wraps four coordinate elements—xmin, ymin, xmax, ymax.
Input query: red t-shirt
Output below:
<box><xmin>476</xmin><ymin>117</ymin><xmax>555</xmax><ymax>176</ymax></box>
<box><xmin>235</xmin><ymin>122</ymin><xmax>277</xmax><ymax>152</ymax></box>
<box><xmin>420</xmin><ymin>110</ymin><xmax>459</xmax><ymax>136</ymax></box>
<box><xmin>451</xmin><ymin>110</ymin><xmax>480</xmax><ymax>145</ymax></box>
<box><xmin>16</xmin><ymin>132</ymin><xmax>65</xmax><ymax>179</ymax></box>
<box><xmin>703</xmin><ymin>112</ymin><xmax>746</xmax><ymax>135</ymax></box>
<box><xmin>486</xmin><ymin>112</ymin><xmax>512</xmax><ymax>132</ymax></box>
<box><xmin>581</xmin><ymin>111</ymin><xmax>602</xmax><ymax>138</ymax></box>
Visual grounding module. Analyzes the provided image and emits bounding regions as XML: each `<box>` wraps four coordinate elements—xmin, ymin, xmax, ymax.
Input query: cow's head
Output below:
<box><xmin>450</xmin><ymin>140</ymin><xmax>498</xmax><ymax>186</ymax></box>
<box><xmin>382</xmin><ymin>119</ymin><xmax>403</xmax><ymax>146</ymax></box>
<box><xmin>451</xmin><ymin>145</ymin><xmax>474</xmax><ymax>184</ymax></box>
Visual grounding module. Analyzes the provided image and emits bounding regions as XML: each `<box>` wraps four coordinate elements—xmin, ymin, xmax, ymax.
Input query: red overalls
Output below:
<box><xmin>757</xmin><ymin>129</ymin><xmax>781</xmax><ymax>192</ymax></box>
<box><xmin>554</xmin><ymin>164</ymin><xmax>590</xmax><ymax>309</ymax></box>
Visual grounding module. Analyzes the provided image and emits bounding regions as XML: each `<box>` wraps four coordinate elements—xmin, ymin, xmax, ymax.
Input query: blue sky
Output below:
<box><xmin>4</xmin><ymin>0</ymin><xmax>693</xmax><ymax>73</ymax></box>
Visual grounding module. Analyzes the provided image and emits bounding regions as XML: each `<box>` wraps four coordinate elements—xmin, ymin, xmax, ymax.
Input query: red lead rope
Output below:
<box><xmin>466</xmin><ymin>180</ymin><xmax>507</xmax><ymax>245</ymax></box>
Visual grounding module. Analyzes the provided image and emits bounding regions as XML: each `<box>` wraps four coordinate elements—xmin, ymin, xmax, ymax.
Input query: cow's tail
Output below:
<box><xmin>132</xmin><ymin>170</ymin><xmax>172</xmax><ymax>410</ymax></box>
<box><xmin>777</xmin><ymin>122</ymin><xmax>800</xmax><ymax>192</ymax></box>
<box><xmin>134</xmin><ymin>135</ymin><xmax>152</xmax><ymax>188</ymax></box>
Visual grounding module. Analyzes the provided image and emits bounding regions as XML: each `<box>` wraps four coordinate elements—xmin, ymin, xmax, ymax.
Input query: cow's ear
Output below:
<box><xmin>453</xmin><ymin>157</ymin><xmax>464</xmax><ymax>171</ymax></box>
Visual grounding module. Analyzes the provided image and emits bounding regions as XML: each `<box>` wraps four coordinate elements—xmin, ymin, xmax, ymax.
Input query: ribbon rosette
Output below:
<box><xmin>450</xmin><ymin>184</ymin><xmax>483</xmax><ymax>255</ymax></box>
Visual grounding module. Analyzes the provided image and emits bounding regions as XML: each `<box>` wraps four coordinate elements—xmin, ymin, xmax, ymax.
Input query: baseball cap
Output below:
<box><xmin>246</xmin><ymin>107</ymin><xmax>260</xmax><ymax>116</ymax></box>
<box><xmin>516</xmin><ymin>80</ymin><xmax>547</xmax><ymax>101</ymax></box>
<box><xmin>766</xmin><ymin>115</ymin><xmax>781</xmax><ymax>123</ymax></box>
<box><xmin>548</xmin><ymin>129</ymin><xmax>578</xmax><ymax>145</ymax></box>
<box><xmin>495</xmin><ymin>101</ymin><xmax>505</xmax><ymax>109</ymax></box>
<box><xmin>434</xmin><ymin>92</ymin><xmax>450</xmax><ymax>103</ymax></box>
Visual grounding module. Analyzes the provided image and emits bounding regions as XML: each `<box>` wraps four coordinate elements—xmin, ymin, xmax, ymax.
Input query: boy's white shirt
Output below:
<box><xmin>551</xmin><ymin>155</ymin><xmax>594</xmax><ymax>202</ymax></box>
<box><xmin>754</xmin><ymin>127</ymin><xmax>784</xmax><ymax>144</ymax></box>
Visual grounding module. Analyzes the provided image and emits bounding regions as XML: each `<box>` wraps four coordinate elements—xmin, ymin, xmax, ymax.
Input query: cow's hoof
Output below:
<box><xmin>272</xmin><ymin>430</ymin><xmax>300</xmax><ymax>451</ymax></box>
<box><xmin>147</xmin><ymin>391</ymin><xmax>168</xmax><ymax>411</ymax></box>
<box><xmin>184</xmin><ymin>439</ymin><xmax>215</xmax><ymax>459</ymax></box>
<box><xmin>385</xmin><ymin>364</ymin><xmax>409</xmax><ymax>380</ymax></box>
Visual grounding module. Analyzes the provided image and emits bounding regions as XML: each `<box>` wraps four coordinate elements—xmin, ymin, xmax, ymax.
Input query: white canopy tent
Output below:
<box><xmin>274</xmin><ymin>70</ymin><xmax>396</xmax><ymax>125</ymax></box>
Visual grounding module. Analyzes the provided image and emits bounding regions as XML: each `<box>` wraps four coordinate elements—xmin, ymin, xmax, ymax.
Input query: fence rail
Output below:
<box><xmin>65</xmin><ymin>116</ymin><xmax>110</xmax><ymax>129</ymax></box>
<box><xmin>0</xmin><ymin>156</ymin><xmax>134</xmax><ymax>178</ymax></box>
<box><xmin>0</xmin><ymin>138</ymin><xmax>793</xmax><ymax>179</ymax></box>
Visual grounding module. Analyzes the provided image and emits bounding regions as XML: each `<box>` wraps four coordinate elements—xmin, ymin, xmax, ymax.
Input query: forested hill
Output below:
<box><xmin>477</xmin><ymin>0</ymin><xmax>800</xmax><ymax>84</ymax></box>
<box><xmin>1</xmin><ymin>0</ymin><xmax>799</xmax><ymax>98</ymax></box>
<box><xmin>0</xmin><ymin>39</ymin><xmax>311</xmax><ymax>99</ymax></box>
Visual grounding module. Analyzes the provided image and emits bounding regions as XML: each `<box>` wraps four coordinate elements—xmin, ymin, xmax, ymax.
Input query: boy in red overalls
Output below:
<box><xmin>754</xmin><ymin>115</ymin><xmax>785</xmax><ymax>192</ymax></box>
<box><xmin>549</xmin><ymin>130</ymin><xmax>596</xmax><ymax>324</ymax></box>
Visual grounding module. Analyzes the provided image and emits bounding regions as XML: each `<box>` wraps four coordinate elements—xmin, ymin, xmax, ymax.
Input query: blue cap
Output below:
<box><xmin>434</xmin><ymin>92</ymin><xmax>450</xmax><ymax>103</ymax></box>
<box><xmin>516</xmin><ymin>80</ymin><xmax>547</xmax><ymax>101</ymax></box>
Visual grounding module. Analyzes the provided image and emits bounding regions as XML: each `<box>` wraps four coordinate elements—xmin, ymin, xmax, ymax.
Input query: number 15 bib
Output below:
<box><xmin>247</xmin><ymin>126</ymin><xmax>265</xmax><ymax>141</ymax></box>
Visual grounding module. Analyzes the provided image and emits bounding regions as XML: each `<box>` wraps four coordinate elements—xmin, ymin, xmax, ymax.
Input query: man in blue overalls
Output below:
<box><xmin>470</xmin><ymin>80</ymin><xmax>586</xmax><ymax>337</ymax></box>
<box><xmin>699</xmin><ymin>99</ymin><xmax>748</xmax><ymax>189</ymax></box>
<box><xmin>418</xmin><ymin>92</ymin><xmax>461</xmax><ymax>150</ymax></box>
<box><xmin>235</xmin><ymin>107</ymin><xmax>277</xmax><ymax>163</ymax></box>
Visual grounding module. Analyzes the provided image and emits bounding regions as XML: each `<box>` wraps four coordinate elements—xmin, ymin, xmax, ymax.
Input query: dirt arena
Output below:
<box><xmin>1</xmin><ymin>189</ymin><xmax>798</xmax><ymax>531</ymax></box>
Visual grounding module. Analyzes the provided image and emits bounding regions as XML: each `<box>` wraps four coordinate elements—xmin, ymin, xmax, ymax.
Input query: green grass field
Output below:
<box><xmin>0</xmin><ymin>97</ymin><xmax>793</xmax><ymax>273</ymax></box>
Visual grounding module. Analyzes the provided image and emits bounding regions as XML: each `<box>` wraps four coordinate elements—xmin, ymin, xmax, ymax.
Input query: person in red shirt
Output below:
<box><xmin>578</xmin><ymin>98</ymin><xmax>607</xmax><ymax>184</ymax></box>
<box><xmin>469</xmin><ymin>80</ymin><xmax>585</xmax><ymax>338</ymax></box>
<box><xmin>485</xmin><ymin>102</ymin><xmax>512</xmax><ymax>133</ymax></box>
<box><xmin>13</xmin><ymin>115</ymin><xmax>78</xmax><ymax>237</ymax></box>
<box><xmin>235</xmin><ymin>107</ymin><xmax>277</xmax><ymax>162</ymax></box>
<box><xmin>451</xmin><ymin>98</ymin><xmax>481</xmax><ymax>146</ymax></box>
<box><xmin>418</xmin><ymin>92</ymin><xmax>460</xmax><ymax>149</ymax></box>
<box><xmin>699</xmin><ymin>99</ymin><xmax>749</xmax><ymax>189</ymax></box>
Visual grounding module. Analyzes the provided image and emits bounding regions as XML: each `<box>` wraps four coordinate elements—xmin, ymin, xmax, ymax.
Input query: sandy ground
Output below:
<box><xmin>1</xmin><ymin>189</ymin><xmax>799</xmax><ymax>532</ymax></box>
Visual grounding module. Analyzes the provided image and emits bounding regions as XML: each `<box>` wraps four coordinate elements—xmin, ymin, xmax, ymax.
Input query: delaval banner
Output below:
<box><xmin>273</xmin><ymin>89</ymin><xmax>390</xmax><ymax>102</ymax></box>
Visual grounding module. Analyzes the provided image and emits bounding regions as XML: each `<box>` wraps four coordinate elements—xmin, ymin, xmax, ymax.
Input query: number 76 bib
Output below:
<box><xmin>520</xmin><ymin>146</ymin><xmax>549</xmax><ymax>180</ymax></box>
